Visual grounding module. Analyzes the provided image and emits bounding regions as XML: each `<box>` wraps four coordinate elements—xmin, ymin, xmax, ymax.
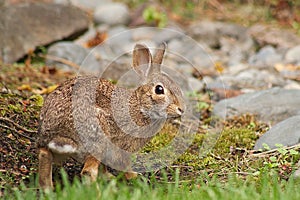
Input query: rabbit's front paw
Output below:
<box><xmin>125</xmin><ymin>171</ymin><xmax>139</xmax><ymax>180</ymax></box>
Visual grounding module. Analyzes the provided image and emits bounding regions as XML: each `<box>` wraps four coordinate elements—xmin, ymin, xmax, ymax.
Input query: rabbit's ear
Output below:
<box><xmin>147</xmin><ymin>42</ymin><xmax>166</xmax><ymax>76</ymax></box>
<box><xmin>133</xmin><ymin>44</ymin><xmax>152</xmax><ymax>77</ymax></box>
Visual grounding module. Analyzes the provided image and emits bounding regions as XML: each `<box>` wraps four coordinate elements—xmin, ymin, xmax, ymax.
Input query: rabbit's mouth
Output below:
<box><xmin>166</xmin><ymin>104</ymin><xmax>184</xmax><ymax>118</ymax></box>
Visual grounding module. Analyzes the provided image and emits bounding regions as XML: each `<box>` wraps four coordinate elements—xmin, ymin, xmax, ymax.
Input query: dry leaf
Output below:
<box><xmin>85</xmin><ymin>32</ymin><xmax>108</xmax><ymax>48</ymax></box>
<box><xmin>17</xmin><ymin>84</ymin><xmax>32</xmax><ymax>91</ymax></box>
<box><xmin>214</xmin><ymin>61</ymin><xmax>225</xmax><ymax>73</ymax></box>
<box><xmin>32</xmin><ymin>85</ymin><xmax>58</xmax><ymax>95</ymax></box>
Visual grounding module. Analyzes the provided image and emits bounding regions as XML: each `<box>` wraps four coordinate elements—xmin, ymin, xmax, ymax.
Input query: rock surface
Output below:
<box><xmin>46</xmin><ymin>42</ymin><xmax>101</xmax><ymax>73</ymax></box>
<box><xmin>188</xmin><ymin>20</ymin><xmax>255</xmax><ymax>65</ymax></box>
<box><xmin>216</xmin><ymin>69</ymin><xmax>286</xmax><ymax>90</ymax></box>
<box><xmin>254</xmin><ymin>115</ymin><xmax>300</xmax><ymax>150</ymax></box>
<box><xmin>0</xmin><ymin>3</ymin><xmax>89</xmax><ymax>63</ymax></box>
<box><xmin>248</xmin><ymin>45</ymin><xmax>282</xmax><ymax>68</ymax></box>
<box><xmin>94</xmin><ymin>2</ymin><xmax>130</xmax><ymax>26</ymax></box>
<box><xmin>70</xmin><ymin>0</ymin><xmax>110</xmax><ymax>10</ymax></box>
<box><xmin>248</xmin><ymin>24</ymin><xmax>300</xmax><ymax>48</ymax></box>
<box><xmin>213</xmin><ymin>88</ymin><xmax>300</xmax><ymax>125</ymax></box>
<box><xmin>285</xmin><ymin>45</ymin><xmax>300</xmax><ymax>65</ymax></box>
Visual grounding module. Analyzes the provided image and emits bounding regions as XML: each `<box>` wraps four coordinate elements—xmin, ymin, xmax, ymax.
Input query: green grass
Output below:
<box><xmin>3</xmin><ymin>171</ymin><xmax>300</xmax><ymax>200</ymax></box>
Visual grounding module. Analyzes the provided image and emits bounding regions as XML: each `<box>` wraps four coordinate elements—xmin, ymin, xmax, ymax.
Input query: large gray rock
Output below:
<box><xmin>213</xmin><ymin>88</ymin><xmax>300</xmax><ymax>124</ymax></box>
<box><xmin>254</xmin><ymin>115</ymin><xmax>300</xmax><ymax>150</ymax></box>
<box><xmin>94</xmin><ymin>2</ymin><xmax>130</xmax><ymax>26</ymax></box>
<box><xmin>0</xmin><ymin>3</ymin><xmax>89</xmax><ymax>63</ymax></box>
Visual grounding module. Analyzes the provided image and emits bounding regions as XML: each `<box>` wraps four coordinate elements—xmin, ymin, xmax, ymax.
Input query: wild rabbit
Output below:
<box><xmin>37</xmin><ymin>43</ymin><xmax>185</xmax><ymax>189</ymax></box>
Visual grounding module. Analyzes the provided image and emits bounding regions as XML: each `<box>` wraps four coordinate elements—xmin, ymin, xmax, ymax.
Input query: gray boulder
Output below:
<box><xmin>213</xmin><ymin>88</ymin><xmax>300</xmax><ymax>125</ymax></box>
<box><xmin>254</xmin><ymin>115</ymin><xmax>300</xmax><ymax>150</ymax></box>
<box><xmin>94</xmin><ymin>2</ymin><xmax>130</xmax><ymax>26</ymax></box>
<box><xmin>0</xmin><ymin>3</ymin><xmax>89</xmax><ymax>63</ymax></box>
<box><xmin>70</xmin><ymin>0</ymin><xmax>111</xmax><ymax>10</ymax></box>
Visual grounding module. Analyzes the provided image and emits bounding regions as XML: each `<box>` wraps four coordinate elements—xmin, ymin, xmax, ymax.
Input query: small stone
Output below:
<box><xmin>188</xmin><ymin>77</ymin><xmax>204</xmax><ymax>92</ymax></box>
<box><xmin>254</xmin><ymin>115</ymin><xmax>300</xmax><ymax>150</ymax></box>
<box><xmin>105</xmin><ymin>26</ymin><xmax>132</xmax><ymax>54</ymax></box>
<box><xmin>248</xmin><ymin>45</ymin><xmax>283</xmax><ymax>68</ymax></box>
<box><xmin>284</xmin><ymin>80</ymin><xmax>300</xmax><ymax>90</ymax></box>
<box><xmin>188</xmin><ymin>20</ymin><xmax>221</xmax><ymax>48</ymax></box>
<box><xmin>53</xmin><ymin>0</ymin><xmax>70</xmax><ymax>5</ymax></box>
<box><xmin>132</xmin><ymin>27</ymin><xmax>158</xmax><ymax>41</ymax></box>
<box><xmin>94</xmin><ymin>2</ymin><xmax>130</xmax><ymax>26</ymax></box>
<box><xmin>293</xmin><ymin>168</ymin><xmax>300</xmax><ymax>179</ymax></box>
<box><xmin>167</xmin><ymin>37</ymin><xmax>213</xmax><ymax>68</ymax></box>
<box><xmin>152</xmin><ymin>27</ymin><xmax>185</xmax><ymax>44</ymax></box>
<box><xmin>216</xmin><ymin>69</ymin><xmax>285</xmax><ymax>90</ymax></box>
<box><xmin>189</xmin><ymin>20</ymin><xmax>255</xmax><ymax>60</ymax></box>
<box><xmin>70</xmin><ymin>0</ymin><xmax>111</xmax><ymax>11</ymax></box>
<box><xmin>285</xmin><ymin>45</ymin><xmax>300</xmax><ymax>64</ymax></box>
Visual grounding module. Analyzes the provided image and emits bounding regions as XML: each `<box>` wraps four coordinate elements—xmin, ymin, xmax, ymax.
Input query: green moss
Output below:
<box><xmin>213</xmin><ymin>127</ymin><xmax>258</xmax><ymax>155</ymax></box>
<box><xmin>142</xmin><ymin>123</ymin><xmax>178</xmax><ymax>152</ymax></box>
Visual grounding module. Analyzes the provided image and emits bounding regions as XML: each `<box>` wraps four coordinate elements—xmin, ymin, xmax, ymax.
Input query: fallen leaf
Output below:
<box><xmin>32</xmin><ymin>85</ymin><xmax>58</xmax><ymax>95</ymax></box>
<box><xmin>85</xmin><ymin>32</ymin><xmax>108</xmax><ymax>48</ymax></box>
<box><xmin>214</xmin><ymin>61</ymin><xmax>225</xmax><ymax>73</ymax></box>
<box><xmin>17</xmin><ymin>84</ymin><xmax>32</xmax><ymax>91</ymax></box>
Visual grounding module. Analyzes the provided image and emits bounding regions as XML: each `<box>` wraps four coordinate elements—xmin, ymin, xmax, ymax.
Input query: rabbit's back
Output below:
<box><xmin>37</xmin><ymin>76</ymin><xmax>113</xmax><ymax>150</ymax></box>
<box><xmin>37</xmin><ymin>76</ymin><xmax>152</xmax><ymax>158</ymax></box>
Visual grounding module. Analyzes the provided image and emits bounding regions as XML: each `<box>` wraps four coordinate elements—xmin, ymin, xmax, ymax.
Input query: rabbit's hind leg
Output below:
<box><xmin>81</xmin><ymin>155</ymin><xmax>100</xmax><ymax>182</ymax></box>
<box><xmin>38</xmin><ymin>148</ymin><xmax>54</xmax><ymax>190</ymax></box>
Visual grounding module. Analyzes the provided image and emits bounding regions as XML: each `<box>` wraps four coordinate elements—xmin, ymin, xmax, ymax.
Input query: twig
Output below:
<box><xmin>0</xmin><ymin>117</ymin><xmax>37</xmax><ymax>134</ymax></box>
<box><xmin>0</xmin><ymin>124</ymin><xmax>35</xmax><ymax>141</ymax></box>
<box><xmin>38</xmin><ymin>54</ymin><xmax>81</xmax><ymax>70</ymax></box>
<box><xmin>158</xmin><ymin>179</ymin><xmax>193</xmax><ymax>184</ymax></box>
<box><xmin>250</xmin><ymin>144</ymin><xmax>300</xmax><ymax>157</ymax></box>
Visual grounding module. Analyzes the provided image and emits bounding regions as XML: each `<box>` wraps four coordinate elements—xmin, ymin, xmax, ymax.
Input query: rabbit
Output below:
<box><xmin>37</xmin><ymin>43</ymin><xmax>185</xmax><ymax>189</ymax></box>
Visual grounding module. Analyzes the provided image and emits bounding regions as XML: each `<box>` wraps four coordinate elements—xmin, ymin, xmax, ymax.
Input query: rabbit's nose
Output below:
<box><xmin>176</xmin><ymin>107</ymin><xmax>184</xmax><ymax>115</ymax></box>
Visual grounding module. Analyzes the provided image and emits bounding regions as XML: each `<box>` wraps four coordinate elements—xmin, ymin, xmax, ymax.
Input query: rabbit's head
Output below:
<box><xmin>132</xmin><ymin>43</ymin><xmax>185</xmax><ymax>120</ymax></box>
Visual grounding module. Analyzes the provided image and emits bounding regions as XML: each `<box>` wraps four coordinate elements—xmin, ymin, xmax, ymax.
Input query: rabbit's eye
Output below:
<box><xmin>155</xmin><ymin>85</ymin><xmax>164</xmax><ymax>95</ymax></box>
